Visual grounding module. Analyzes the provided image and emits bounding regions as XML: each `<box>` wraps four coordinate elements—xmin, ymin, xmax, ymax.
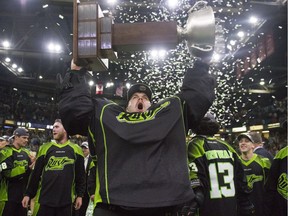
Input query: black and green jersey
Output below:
<box><xmin>187</xmin><ymin>135</ymin><xmax>248</xmax><ymax>216</ymax></box>
<box><xmin>25</xmin><ymin>141</ymin><xmax>85</xmax><ymax>207</ymax></box>
<box><xmin>240</xmin><ymin>154</ymin><xmax>271</xmax><ymax>216</ymax></box>
<box><xmin>88</xmin><ymin>97</ymin><xmax>194</xmax><ymax>208</ymax></box>
<box><xmin>264</xmin><ymin>146</ymin><xmax>287</xmax><ymax>216</ymax></box>
<box><xmin>0</xmin><ymin>145</ymin><xmax>31</xmax><ymax>203</ymax></box>
<box><xmin>59</xmin><ymin>60</ymin><xmax>215</xmax><ymax>208</ymax></box>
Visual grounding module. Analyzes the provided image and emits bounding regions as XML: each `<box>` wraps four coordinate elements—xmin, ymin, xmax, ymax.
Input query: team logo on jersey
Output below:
<box><xmin>277</xmin><ymin>173</ymin><xmax>288</xmax><ymax>200</ymax></box>
<box><xmin>116</xmin><ymin>101</ymin><xmax>170</xmax><ymax>123</ymax></box>
<box><xmin>45</xmin><ymin>156</ymin><xmax>74</xmax><ymax>171</ymax></box>
<box><xmin>14</xmin><ymin>160</ymin><xmax>28</xmax><ymax>168</ymax></box>
<box><xmin>246</xmin><ymin>174</ymin><xmax>263</xmax><ymax>189</ymax></box>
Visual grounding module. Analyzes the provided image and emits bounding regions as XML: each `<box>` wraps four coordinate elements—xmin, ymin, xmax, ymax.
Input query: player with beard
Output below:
<box><xmin>22</xmin><ymin>119</ymin><xmax>85</xmax><ymax>216</ymax></box>
<box><xmin>57</xmin><ymin>56</ymin><xmax>215</xmax><ymax>216</ymax></box>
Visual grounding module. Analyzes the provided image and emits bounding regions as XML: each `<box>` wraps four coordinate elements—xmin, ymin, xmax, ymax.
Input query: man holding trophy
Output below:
<box><xmin>57</xmin><ymin>1</ymin><xmax>254</xmax><ymax>216</ymax></box>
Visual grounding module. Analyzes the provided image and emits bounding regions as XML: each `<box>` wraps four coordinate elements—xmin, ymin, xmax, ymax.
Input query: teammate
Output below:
<box><xmin>264</xmin><ymin>146</ymin><xmax>287</xmax><ymax>216</ymax></box>
<box><xmin>186</xmin><ymin>113</ymin><xmax>255</xmax><ymax>216</ymax></box>
<box><xmin>0</xmin><ymin>128</ymin><xmax>32</xmax><ymax>216</ymax></box>
<box><xmin>22</xmin><ymin>119</ymin><xmax>85</xmax><ymax>216</ymax></box>
<box><xmin>238</xmin><ymin>133</ymin><xmax>271</xmax><ymax>216</ymax></box>
<box><xmin>57</xmin><ymin>56</ymin><xmax>215</xmax><ymax>216</ymax></box>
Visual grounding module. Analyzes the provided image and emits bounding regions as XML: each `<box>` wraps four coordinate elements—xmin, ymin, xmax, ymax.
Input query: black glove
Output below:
<box><xmin>56</xmin><ymin>68</ymin><xmax>89</xmax><ymax>92</ymax></box>
<box><xmin>179</xmin><ymin>199</ymin><xmax>199</xmax><ymax>216</ymax></box>
<box><xmin>237</xmin><ymin>199</ymin><xmax>256</xmax><ymax>216</ymax></box>
<box><xmin>57</xmin><ymin>68</ymin><xmax>93</xmax><ymax>136</ymax></box>
<box><xmin>186</xmin><ymin>42</ymin><xmax>214</xmax><ymax>64</ymax></box>
<box><xmin>179</xmin><ymin>186</ymin><xmax>204</xmax><ymax>216</ymax></box>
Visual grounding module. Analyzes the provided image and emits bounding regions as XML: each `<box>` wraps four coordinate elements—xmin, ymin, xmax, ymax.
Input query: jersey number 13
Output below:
<box><xmin>209</xmin><ymin>162</ymin><xmax>235</xmax><ymax>199</ymax></box>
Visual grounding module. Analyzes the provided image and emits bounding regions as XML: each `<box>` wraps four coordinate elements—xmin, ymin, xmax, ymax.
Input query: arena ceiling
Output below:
<box><xmin>0</xmin><ymin>0</ymin><xmax>286</xmax><ymax>125</ymax></box>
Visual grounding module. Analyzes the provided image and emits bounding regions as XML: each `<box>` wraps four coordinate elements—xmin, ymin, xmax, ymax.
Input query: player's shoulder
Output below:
<box><xmin>255</xmin><ymin>154</ymin><xmax>271</xmax><ymax>167</ymax></box>
<box><xmin>21</xmin><ymin>147</ymin><xmax>31</xmax><ymax>155</ymax></box>
<box><xmin>0</xmin><ymin>146</ymin><xmax>13</xmax><ymax>158</ymax></box>
<box><xmin>68</xmin><ymin>141</ymin><xmax>84</xmax><ymax>155</ymax></box>
<box><xmin>189</xmin><ymin>135</ymin><xmax>207</xmax><ymax>145</ymax></box>
<box><xmin>37</xmin><ymin>142</ymin><xmax>55</xmax><ymax>156</ymax></box>
<box><xmin>275</xmin><ymin>146</ymin><xmax>288</xmax><ymax>160</ymax></box>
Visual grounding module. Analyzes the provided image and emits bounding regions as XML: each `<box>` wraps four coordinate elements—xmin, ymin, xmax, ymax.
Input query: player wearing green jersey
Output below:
<box><xmin>186</xmin><ymin>113</ymin><xmax>255</xmax><ymax>216</ymax></box>
<box><xmin>238</xmin><ymin>132</ymin><xmax>271</xmax><ymax>216</ymax></box>
<box><xmin>264</xmin><ymin>146</ymin><xmax>287</xmax><ymax>216</ymax></box>
<box><xmin>0</xmin><ymin>128</ymin><xmax>32</xmax><ymax>216</ymax></box>
<box><xmin>22</xmin><ymin>119</ymin><xmax>86</xmax><ymax>216</ymax></box>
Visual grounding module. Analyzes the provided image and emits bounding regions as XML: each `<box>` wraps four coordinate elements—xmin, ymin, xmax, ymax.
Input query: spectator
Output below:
<box><xmin>249</xmin><ymin>131</ymin><xmax>274</xmax><ymax>163</ymax></box>
<box><xmin>73</xmin><ymin>141</ymin><xmax>94</xmax><ymax>216</ymax></box>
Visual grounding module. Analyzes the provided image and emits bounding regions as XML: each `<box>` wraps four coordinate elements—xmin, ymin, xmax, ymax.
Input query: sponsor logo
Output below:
<box><xmin>14</xmin><ymin>160</ymin><xmax>28</xmax><ymax>167</ymax></box>
<box><xmin>277</xmin><ymin>173</ymin><xmax>288</xmax><ymax>200</ymax></box>
<box><xmin>246</xmin><ymin>174</ymin><xmax>263</xmax><ymax>189</ymax></box>
<box><xmin>45</xmin><ymin>156</ymin><xmax>74</xmax><ymax>171</ymax></box>
<box><xmin>56</xmin><ymin>151</ymin><xmax>66</xmax><ymax>154</ymax></box>
<box><xmin>116</xmin><ymin>101</ymin><xmax>170</xmax><ymax>123</ymax></box>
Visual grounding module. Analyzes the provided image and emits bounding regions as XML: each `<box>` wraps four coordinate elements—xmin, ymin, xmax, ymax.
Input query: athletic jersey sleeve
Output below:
<box><xmin>0</xmin><ymin>147</ymin><xmax>14</xmax><ymax>172</ymax></box>
<box><xmin>58</xmin><ymin>69</ymin><xmax>94</xmax><ymax>136</ymax></box>
<box><xmin>177</xmin><ymin>60</ymin><xmax>215</xmax><ymax>129</ymax></box>
<box><xmin>74</xmin><ymin>148</ymin><xmax>86</xmax><ymax>197</ymax></box>
<box><xmin>87</xmin><ymin>161</ymin><xmax>96</xmax><ymax>197</ymax></box>
<box><xmin>263</xmin><ymin>146</ymin><xmax>287</xmax><ymax>216</ymax></box>
<box><xmin>1</xmin><ymin>147</ymin><xmax>31</xmax><ymax>181</ymax></box>
<box><xmin>187</xmin><ymin>136</ymin><xmax>206</xmax><ymax>188</ymax></box>
<box><xmin>260</xmin><ymin>156</ymin><xmax>271</xmax><ymax>183</ymax></box>
<box><xmin>25</xmin><ymin>145</ymin><xmax>48</xmax><ymax>198</ymax></box>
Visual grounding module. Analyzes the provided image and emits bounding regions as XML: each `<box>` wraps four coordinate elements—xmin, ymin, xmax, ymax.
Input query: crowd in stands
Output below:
<box><xmin>0</xmin><ymin>86</ymin><xmax>286</xmax><ymax>155</ymax></box>
<box><xmin>0</xmin><ymin>86</ymin><xmax>58</xmax><ymax>125</ymax></box>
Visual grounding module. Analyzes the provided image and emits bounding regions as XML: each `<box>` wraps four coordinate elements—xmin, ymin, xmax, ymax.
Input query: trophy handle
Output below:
<box><xmin>188</xmin><ymin>1</ymin><xmax>208</xmax><ymax>13</ymax></box>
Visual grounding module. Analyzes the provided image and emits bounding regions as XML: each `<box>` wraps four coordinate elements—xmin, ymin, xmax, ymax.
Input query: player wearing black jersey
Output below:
<box><xmin>185</xmin><ymin>113</ymin><xmax>255</xmax><ymax>216</ymax></box>
<box><xmin>264</xmin><ymin>146</ymin><xmax>287</xmax><ymax>216</ymax></box>
<box><xmin>0</xmin><ymin>128</ymin><xmax>32</xmax><ymax>216</ymax></box>
<box><xmin>22</xmin><ymin>119</ymin><xmax>86</xmax><ymax>216</ymax></box>
<box><xmin>57</xmin><ymin>57</ymin><xmax>215</xmax><ymax>216</ymax></box>
<box><xmin>238</xmin><ymin>133</ymin><xmax>271</xmax><ymax>216</ymax></box>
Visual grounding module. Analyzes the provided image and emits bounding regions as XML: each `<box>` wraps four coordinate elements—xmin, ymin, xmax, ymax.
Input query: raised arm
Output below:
<box><xmin>58</xmin><ymin>60</ymin><xmax>94</xmax><ymax>136</ymax></box>
<box><xmin>177</xmin><ymin>60</ymin><xmax>216</xmax><ymax>130</ymax></box>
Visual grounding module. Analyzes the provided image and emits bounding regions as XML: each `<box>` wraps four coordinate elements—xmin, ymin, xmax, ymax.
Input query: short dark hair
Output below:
<box><xmin>193</xmin><ymin>120</ymin><xmax>220</xmax><ymax>136</ymax></box>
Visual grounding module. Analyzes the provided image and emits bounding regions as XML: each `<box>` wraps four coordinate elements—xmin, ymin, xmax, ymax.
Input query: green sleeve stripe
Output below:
<box><xmin>94</xmin><ymin>162</ymin><xmax>102</xmax><ymax>207</ymax></box>
<box><xmin>274</xmin><ymin>146</ymin><xmax>288</xmax><ymax>160</ymax></box>
<box><xmin>100</xmin><ymin>103</ymin><xmax>113</xmax><ymax>204</ymax></box>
